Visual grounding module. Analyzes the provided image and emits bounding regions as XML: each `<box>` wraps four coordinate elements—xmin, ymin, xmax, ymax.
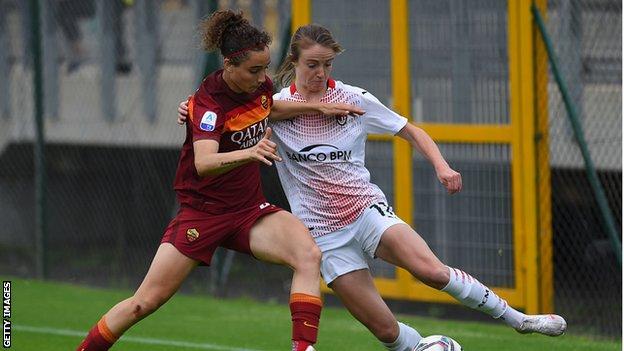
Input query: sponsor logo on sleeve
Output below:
<box><xmin>199</xmin><ymin>111</ymin><xmax>217</xmax><ymax>131</ymax></box>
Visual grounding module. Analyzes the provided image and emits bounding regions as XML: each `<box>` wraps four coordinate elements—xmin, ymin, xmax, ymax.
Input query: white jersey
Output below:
<box><xmin>271</xmin><ymin>80</ymin><xmax>408</xmax><ymax>237</ymax></box>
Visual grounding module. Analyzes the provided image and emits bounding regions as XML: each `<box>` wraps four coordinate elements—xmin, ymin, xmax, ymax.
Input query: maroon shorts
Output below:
<box><xmin>161</xmin><ymin>202</ymin><xmax>282</xmax><ymax>265</ymax></box>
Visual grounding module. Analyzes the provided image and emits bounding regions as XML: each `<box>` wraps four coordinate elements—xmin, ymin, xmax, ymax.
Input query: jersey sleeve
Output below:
<box><xmin>188</xmin><ymin>93</ymin><xmax>225</xmax><ymax>142</ymax></box>
<box><xmin>272</xmin><ymin>86</ymin><xmax>288</xmax><ymax>101</ymax></box>
<box><xmin>360</xmin><ymin>91</ymin><xmax>408</xmax><ymax>135</ymax></box>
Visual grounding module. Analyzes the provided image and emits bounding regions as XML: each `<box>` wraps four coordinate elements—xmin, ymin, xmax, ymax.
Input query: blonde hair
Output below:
<box><xmin>274</xmin><ymin>24</ymin><xmax>343</xmax><ymax>87</ymax></box>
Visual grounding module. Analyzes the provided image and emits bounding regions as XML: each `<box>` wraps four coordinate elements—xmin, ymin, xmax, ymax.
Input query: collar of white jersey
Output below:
<box><xmin>289</xmin><ymin>79</ymin><xmax>336</xmax><ymax>95</ymax></box>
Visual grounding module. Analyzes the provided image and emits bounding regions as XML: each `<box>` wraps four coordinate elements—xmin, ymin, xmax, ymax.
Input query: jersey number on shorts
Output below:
<box><xmin>369</xmin><ymin>202</ymin><xmax>397</xmax><ymax>218</ymax></box>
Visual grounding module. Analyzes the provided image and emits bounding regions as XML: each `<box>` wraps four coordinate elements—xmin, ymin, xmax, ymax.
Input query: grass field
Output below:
<box><xmin>6</xmin><ymin>277</ymin><xmax>621</xmax><ymax>350</ymax></box>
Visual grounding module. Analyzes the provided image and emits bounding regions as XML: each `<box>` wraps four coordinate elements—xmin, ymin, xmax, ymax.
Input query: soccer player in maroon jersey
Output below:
<box><xmin>179</xmin><ymin>23</ymin><xmax>567</xmax><ymax>351</ymax></box>
<box><xmin>76</xmin><ymin>11</ymin><xmax>362</xmax><ymax>351</ymax></box>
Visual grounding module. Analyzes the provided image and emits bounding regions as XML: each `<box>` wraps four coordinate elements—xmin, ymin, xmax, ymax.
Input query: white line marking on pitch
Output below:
<box><xmin>14</xmin><ymin>325</ymin><xmax>266</xmax><ymax>351</ymax></box>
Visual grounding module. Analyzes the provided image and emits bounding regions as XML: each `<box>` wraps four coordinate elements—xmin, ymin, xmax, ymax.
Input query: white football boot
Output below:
<box><xmin>515</xmin><ymin>314</ymin><xmax>567</xmax><ymax>336</ymax></box>
<box><xmin>292</xmin><ymin>341</ymin><xmax>316</xmax><ymax>351</ymax></box>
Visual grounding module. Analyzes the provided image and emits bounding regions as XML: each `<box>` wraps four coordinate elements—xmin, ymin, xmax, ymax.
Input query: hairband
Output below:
<box><xmin>225</xmin><ymin>44</ymin><xmax>266</xmax><ymax>59</ymax></box>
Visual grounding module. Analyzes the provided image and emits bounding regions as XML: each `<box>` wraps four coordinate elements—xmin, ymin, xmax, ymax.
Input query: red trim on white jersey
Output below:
<box><xmin>327</xmin><ymin>79</ymin><xmax>336</xmax><ymax>89</ymax></box>
<box><xmin>273</xmin><ymin>80</ymin><xmax>408</xmax><ymax>237</ymax></box>
<box><xmin>289</xmin><ymin>79</ymin><xmax>336</xmax><ymax>95</ymax></box>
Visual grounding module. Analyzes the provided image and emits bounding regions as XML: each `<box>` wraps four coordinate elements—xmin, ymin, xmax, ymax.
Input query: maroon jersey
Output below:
<box><xmin>173</xmin><ymin>69</ymin><xmax>274</xmax><ymax>214</ymax></box>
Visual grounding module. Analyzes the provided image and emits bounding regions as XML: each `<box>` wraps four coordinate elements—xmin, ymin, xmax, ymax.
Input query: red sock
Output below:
<box><xmin>76</xmin><ymin>317</ymin><xmax>118</xmax><ymax>351</ymax></box>
<box><xmin>290</xmin><ymin>293</ymin><xmax>322</xmax><ymax>351</ymax></box>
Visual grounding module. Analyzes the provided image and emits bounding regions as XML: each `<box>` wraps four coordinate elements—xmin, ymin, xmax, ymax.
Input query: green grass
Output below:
<box><xmin>5</xmin><ymin>277</ymin><xmax>621</xmax><ymax>350</ymax></box>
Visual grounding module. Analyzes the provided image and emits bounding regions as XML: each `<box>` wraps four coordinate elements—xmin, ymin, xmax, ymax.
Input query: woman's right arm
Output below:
<box><xmin>193</xmin><ymin>127</ymin><xmax>281</xmax><ymax>177</ymax></box>
<box><xmin>176</xmin><ymin>98</ymin><xmax>364</xmax><ymax>124</ymax></box>
<box><xmin>269</xmin><ymin>100</ymin><xmax>364</xmax><ymax>121</ymax></box>
<box><xmin>193</xmin><ymin>139</ymin><xmax>250</xmax><ymax>177</ymax></box>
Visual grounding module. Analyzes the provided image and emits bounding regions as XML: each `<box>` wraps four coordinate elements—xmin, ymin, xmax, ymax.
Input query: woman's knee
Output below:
<box><xmin>291</xmin><ymin>239</ymin><xmax>322</xmax><ymax>272</ymax></box>
<box><xmin>128</xmin><ymin>292</ymin><xmax>169</xmax><ymax>319</ymax></box>
<box><xmin>418</xmin><ymin>265</ymin><xmax>450</xmax><ymax>290</ymax></box>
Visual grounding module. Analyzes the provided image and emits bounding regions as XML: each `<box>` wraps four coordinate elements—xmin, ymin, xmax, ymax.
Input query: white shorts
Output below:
<box><xmin>314</xmin><ymin>201</ymin><xmax>406</xmax><ymax>284</ymax></box>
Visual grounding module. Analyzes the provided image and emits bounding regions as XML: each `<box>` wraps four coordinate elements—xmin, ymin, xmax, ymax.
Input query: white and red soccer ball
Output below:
<box><xmin>413</xmin><ymin>335</ymin><xmax>462</xmax><ymax>351</ymax></box>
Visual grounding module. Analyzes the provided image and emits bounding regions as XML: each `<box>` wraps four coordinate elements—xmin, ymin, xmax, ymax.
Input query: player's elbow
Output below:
<box><xmin>267</xmin><ymin>110</ymin><xmax>283</xmax><ymax>121</ymax></box>
<box><xmin>399</xmin><ymin>124</ymin><xmax>425</xmax><ymax>147</ymax></box>
<box><xmin>194</xmin><ymin>159</ymin><xmax>217</xmax><ymax>177</ymax></box>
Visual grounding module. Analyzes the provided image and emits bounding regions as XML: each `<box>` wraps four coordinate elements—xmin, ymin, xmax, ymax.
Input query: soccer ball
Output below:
<box><xmin>413</xmin><ymin>335</ymin><xmax>462</xmax><ymax>351</ymax></box>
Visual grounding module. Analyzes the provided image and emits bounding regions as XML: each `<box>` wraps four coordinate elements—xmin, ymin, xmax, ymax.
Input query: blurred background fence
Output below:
<box><xmin>536</xmin><ymin>0</ymin><xmax>621</xmax><ymax>337</ymax></box>
<box><xmin>0</xmin><ymin>0</ymin><xmax>620</xmax><ymax>339</ymax></box>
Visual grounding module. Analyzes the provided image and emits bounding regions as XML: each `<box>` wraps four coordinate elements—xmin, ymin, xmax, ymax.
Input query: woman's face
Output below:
<box><xmin>225</xmin><ymin>46</ymin><xmax>271</xmax><ymax>94</ymax></box>
<box><xmin>294</xmin><ymin>44</ymin><xmax>336</xmax><ymax>94</ymax></box>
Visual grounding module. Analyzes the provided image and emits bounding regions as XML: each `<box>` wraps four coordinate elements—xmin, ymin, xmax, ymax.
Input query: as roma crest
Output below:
<box><xmin>186</xmin><ymin>228</ymin><xmax>200</xmax><ymax>242</ymax></box>
<box><xmin>261</xmin><ymin>95</ymin><xmax>269</xmax><ymax>109</ymax></box>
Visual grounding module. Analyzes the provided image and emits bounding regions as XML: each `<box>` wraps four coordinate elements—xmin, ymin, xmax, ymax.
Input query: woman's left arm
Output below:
<box><xmin>397</xmin><ymin>123</ymin><xmax>463</xmax><ymax>194</ymax></box>
<box><xmin>269</xmin><ymin>100</ymin><xmax>364</xmax><ymax>121</ymax></box>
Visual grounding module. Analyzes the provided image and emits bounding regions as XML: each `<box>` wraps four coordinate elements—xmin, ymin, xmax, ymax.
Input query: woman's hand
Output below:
<box><xmin>177</xmin><ymin>95</ymin><xmax>192</xmax><ymax>125</ymax></box>
<box><xmin>246</xmin><ymin>127</ymin><xmax>282</xmax><ymax>166</ymax></box>
<box><xmin>317</xmin><ymin>102</ymin><xmax>364</xmax><ymax>117</ymax></box>
<box><xmin>436</xmin><ymin>166</ymin><xmax>462</xmax><ymax>194</ymax></box>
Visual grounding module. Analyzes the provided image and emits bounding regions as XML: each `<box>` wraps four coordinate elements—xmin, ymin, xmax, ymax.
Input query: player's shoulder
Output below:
<box><xmin>193</xmin><ymin>88</ymin><xmax>220</xmax><ymax>112</ymax></box>
<box><xmin>340</xmin><ymin>83</ymin><xmax>383</xmax><ymax>107</ymax></box>
<box><xmin>335</xmin><ymin>80</ymin><xmax>368</xmax><ymax>95</ymax></box>
<box><xmin>189</xmin><ymin>86</ymin><xmax>222</xmax><ymax>127</ymax></box>
<box><xmin>193</xmin><ymin>70</ymin><xmax>228</xmax><ymax>106</ymax></box>
<box><xmin>334</xmin><ymin>81</ymin><xmax>379</xmax><ymax>107</ymax></box>
<box><xmin>273</xmin><ymin>85</ymin><xmax>292</xmax><ymax>101</ymax></box>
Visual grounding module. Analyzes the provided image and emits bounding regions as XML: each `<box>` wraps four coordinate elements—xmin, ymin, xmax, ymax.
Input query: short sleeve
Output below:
<box><xmin>272</xmin><ymin>85</ymin><xmax>287</xmax><ymax>102</ymax></box>
<box><xmin>188</xmin><ymin>94</ymin><xmax>224</xmax><ymax>142</ymax></box>
<box><xmin>361</xmin><ymin>91</ymin><xmax>408</xmax><ymax>135</ymax></box>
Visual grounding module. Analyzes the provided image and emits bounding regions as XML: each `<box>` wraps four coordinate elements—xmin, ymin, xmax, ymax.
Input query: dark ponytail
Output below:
<box><xmin>199</xmin><ymin>10</ymin><xmax>271</xmax><ymax>65</ymax></box>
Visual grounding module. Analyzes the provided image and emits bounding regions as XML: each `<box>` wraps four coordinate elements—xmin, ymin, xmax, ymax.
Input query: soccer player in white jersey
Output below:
<box><xmin>178</xmin><ymin>23</ymin><xmax>567</xmax><ymax>351</ymax></box>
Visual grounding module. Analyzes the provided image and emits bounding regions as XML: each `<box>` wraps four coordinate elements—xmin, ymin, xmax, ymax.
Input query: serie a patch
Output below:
<box><xmin>200</xmin><ymin>111</ymin><xmax>218</xmax><ymax>131</ymax></box>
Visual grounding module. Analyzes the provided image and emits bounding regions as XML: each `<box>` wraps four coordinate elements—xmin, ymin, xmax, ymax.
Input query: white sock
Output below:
<box><xmin>442</xmin><ymin>266</ymin><xmax>526</xmax><ymax>328</ymax></box>
<box><xmin>382</xmin><ymin>322</ymin><xmax>422</xmax><ymax>351</ymax></box>
<box><xmin>499</xmin><ymin>305</ymin><xmax>526</xmax><ymax>329</ymax></box>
